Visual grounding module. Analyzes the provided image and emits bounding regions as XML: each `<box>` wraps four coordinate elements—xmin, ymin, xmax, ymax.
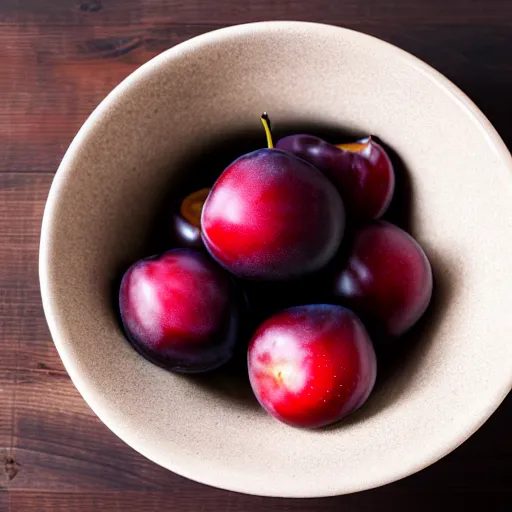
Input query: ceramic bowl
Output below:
<box><xmin>40</xmin><ymin>22</ymin><xmax>512</xmax><ymax>497</ymax></box>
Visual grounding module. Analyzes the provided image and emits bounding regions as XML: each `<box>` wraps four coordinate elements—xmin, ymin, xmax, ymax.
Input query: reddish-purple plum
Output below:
<box><xmin>119</xmin><ymin>248</ymin><xmax>239</xmax><ymax>373</ymax></box>
<box><xmin>331</xmin><ymin>221</ymin><xmax>433</xmax><ymax>337</ymax></box>
<box><xmin>276</xmin><ymin>134</ymin><xmax>394</xmax><ymax>219</ymax></box>
<box><xmin>248</xmin><ymin>305</ymin><xmax>377</xmax><ymax>428</ymax></box>
<box><xmin>201</xmin><ymin>115</ymin><xmax>345</xmax><ymax>280</ymax></box>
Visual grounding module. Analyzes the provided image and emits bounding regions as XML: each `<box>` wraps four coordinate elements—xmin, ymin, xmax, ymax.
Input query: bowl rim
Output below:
<box><xmin>39</xmin><ymin>21</ymin><xmax>512</xmax><ymax>498</ymax></box>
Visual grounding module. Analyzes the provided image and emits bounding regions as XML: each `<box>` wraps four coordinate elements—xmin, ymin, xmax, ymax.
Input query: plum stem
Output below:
<box><xmin>261</xmin><ymin>112</ymin><xmax>274</xmax><ymax>149</ymax></box>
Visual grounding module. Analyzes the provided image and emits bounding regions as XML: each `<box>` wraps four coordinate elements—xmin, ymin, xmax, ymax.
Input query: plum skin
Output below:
<box><xmin>248</xmin><ymin>305</ymin><xmax>377</xmax><ymax>429</ymax></box>
<box><xmin>119</xmin><ymin>248</ymin><xmax>239</xmax><ymax>373</ymax></box>
<box><xmin>201</xmin><ymin>148</ymin><xmax>345</xmax><ymax>280</ymax></box>
<box><xmin>276</xmin><ymin>134</ymin><xmax>395</xmax><ymax>219</ymax></box>
<box><xmin>332</xmin><ymin>221</ymin><xmax>433</xmax><ymax>338</ymax></box>
<box><xmin>171</xmin><ymin>213</ymin><xmax>203</xmax><ymax>250</ymax></box>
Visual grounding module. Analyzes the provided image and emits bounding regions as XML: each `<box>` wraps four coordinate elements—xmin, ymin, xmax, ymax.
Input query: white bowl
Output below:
<box><xmin>40</xmin><ymin>22</ymin><xmax>512</xmax><ymax>497</ymax></box>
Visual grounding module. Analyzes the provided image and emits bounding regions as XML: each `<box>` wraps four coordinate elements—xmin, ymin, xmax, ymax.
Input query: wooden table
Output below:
<box><xmin>1</xmin><ymin>1</ymin><xmax>511</xmax><ymax>510</ymax></box>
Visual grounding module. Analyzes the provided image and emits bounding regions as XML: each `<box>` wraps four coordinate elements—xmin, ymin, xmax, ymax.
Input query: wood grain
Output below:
<box><xmin>0</xmin><ymin>492</ymin><xmax>8</xmax><ymax>512</ymax></box>
<box><xmin>0</xmin><ymin>1</ymin><xmax>511</xmax><ymax>172</ymax></box>
<box><xmin>1</xmin><ymin>0</ymin><xmax>510</xmax><ymax>25</ymax></box>
<box><xmin>0</xmin><ymin>371</ymin><xmax>15</xmax><ymax>463</ymax></box>
<box><xmin>1</xmin><ymin>0</ymin><xmax>511</xmax><ymax>510</ymax></box>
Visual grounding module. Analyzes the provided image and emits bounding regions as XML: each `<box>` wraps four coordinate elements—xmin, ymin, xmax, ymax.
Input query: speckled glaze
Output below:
<box><xmin>40</xmin><ymin>22</ymin><xmax>512</xmax><ymax>497</ymax></box>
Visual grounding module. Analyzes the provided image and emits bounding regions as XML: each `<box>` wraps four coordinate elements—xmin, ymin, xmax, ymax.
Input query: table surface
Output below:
<box><xmin>1</xmin><ymin>1</ymin><xmax>511</xmax><ymax>510</ymax></box>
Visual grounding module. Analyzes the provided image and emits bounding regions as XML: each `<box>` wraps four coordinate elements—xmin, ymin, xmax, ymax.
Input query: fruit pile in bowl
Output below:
<box><xmin>119</xmin><ymin>113</ymin><xmax>433</xmax><ymax>429</ymax></box>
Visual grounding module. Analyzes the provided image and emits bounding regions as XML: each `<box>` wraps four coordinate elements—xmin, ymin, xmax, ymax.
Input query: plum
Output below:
<box><xmin>277</xmin><ymin>134</ymin><xmax>394</xmax><ymax>219</ymax></box>
<box><xmin>331</xmin><ymin>221</ymin><xmax>433</xmax><ymax>337</ymax></box>
<box><xmin>248</xmin><ymin>304</ymin><xmax>377</xmax><ymax>428</ymax></box>
<box><xmin>201</xmin><ymin>115</ymin><xmax>345</xmax><ymax>280</ymax></box>
<box><xmin>119</xmin><ymin>248</ymin><xmax>239</xmax><ymax>373</ymax></box>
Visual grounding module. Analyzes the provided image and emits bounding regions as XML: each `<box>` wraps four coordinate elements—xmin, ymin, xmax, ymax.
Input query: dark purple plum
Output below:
<box><xmin>331</xmin><ymin>221</ymin><xmax>433</xmax><ymax>338</ymax></box>
<box><xmin>276</xmin><ymin>134</ymin><xmax>394</xmax><ymax>219</ymax></box>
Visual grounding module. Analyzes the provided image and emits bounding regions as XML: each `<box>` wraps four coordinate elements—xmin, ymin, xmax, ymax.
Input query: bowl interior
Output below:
<box><xmin>40</xmin><ymin>22</ymin><xmax>512</xmax><ymax>497</ymax></box>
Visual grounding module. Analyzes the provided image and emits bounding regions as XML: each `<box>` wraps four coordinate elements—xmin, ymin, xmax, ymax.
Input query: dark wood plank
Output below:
<box><xmin>0</xmin><ymin>492</ymin><xmax>8</xmax><ymax>511</ymax></box>
<box><xmin>0</xmin><ymin>371</ymin><xmax>16</xmax><ymax>486</ymax></box>
<box><xmin>0</xmin><ymin>173</ymin><xmax>47</xmax><ymax>287</ymax></box>
<box><xmin>4</xmin><ymin>387</ymin><xmax>512</xmax><ymax>511</ymax></box>
<box><xmin>0</xmin><ymin>1</ymin><xmax>511</xmax><ymax>172</ymax></box>
<box><xmin>0</xmin><ymin>173</ymin><xmax>51</xmax><ymax>492</ymax></box>
<box><xmin>1</xmin><ymin>0</ymin><xmax>510</xmax><ymax>25</ymax></box>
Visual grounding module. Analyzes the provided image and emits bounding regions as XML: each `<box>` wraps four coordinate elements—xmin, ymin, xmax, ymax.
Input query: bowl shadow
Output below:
<box><xmin>190</xmin><ymin>350</ymin><xmax>260</xmax><ymax>411</ymax></box>
<box><xmin>379</xmin><ymin>138</ymin><xmax>414</xmax><ymax>232</ymax></box>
